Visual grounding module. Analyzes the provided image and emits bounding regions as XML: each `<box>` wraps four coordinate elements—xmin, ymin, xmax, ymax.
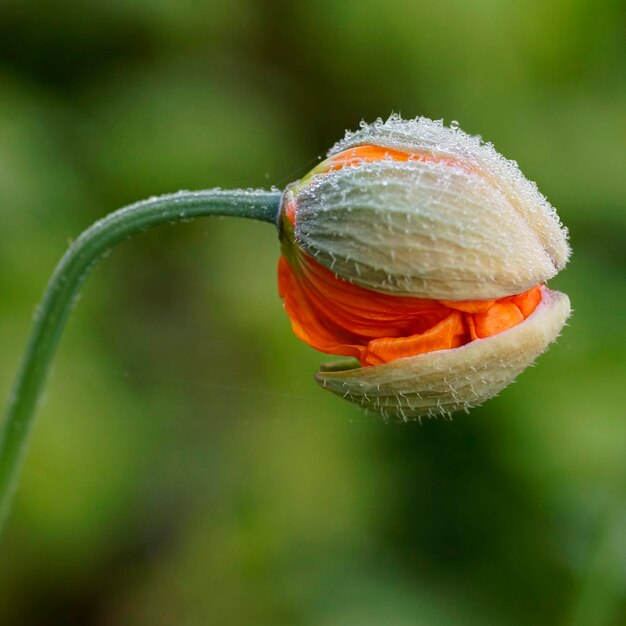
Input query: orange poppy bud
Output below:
<box><xmin>278</xmin><ymin>116</ymin><xmax>571</xmax><ymax>420</ymax></box>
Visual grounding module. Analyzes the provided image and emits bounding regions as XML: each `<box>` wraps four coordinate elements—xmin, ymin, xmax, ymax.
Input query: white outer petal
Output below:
<box><xmin>327</xmin><ymin>115</ymin><xmax>570</xmax><ymax>282</ymax></box>
<box><xmin>315</xmin><ymin>287</ymin><xmax>571</xmax><ymax>420</ymax></box>
<box><xmin>295</xmin><ymin>159</ymin><xmax>566</xmax><ymax>299</ymax></box>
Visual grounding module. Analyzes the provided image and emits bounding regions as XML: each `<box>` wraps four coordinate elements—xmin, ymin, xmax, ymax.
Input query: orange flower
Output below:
<box><xmin>277</xmin><ymin>116</ymin><xmax>571</xmax><ymax>419</ymax></box>
<box><xmin>280</xmin><ymin>197</ymin><xmax>541</xmax><ymax>368</ymax></box>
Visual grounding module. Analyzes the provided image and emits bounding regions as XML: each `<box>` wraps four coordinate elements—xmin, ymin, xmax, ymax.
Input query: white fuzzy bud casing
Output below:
<box><xmin>316</xmin><ymin>287</ymin><xmax>570</xmax><ymax>420</ymax></box>
<box><xmin>291</xmin><ymin>116</ymin><xmax>570</xmax><ymax>300</ymax></box>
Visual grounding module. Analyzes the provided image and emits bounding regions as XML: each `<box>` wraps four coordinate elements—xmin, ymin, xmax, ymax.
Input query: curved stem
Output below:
<box><xmin>0</xmin><ymin>188</ymin><xmax>282</xmax><ymax>533</ymax></box>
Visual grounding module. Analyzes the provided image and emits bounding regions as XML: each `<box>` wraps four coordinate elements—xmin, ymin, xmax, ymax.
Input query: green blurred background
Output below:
<box><xmin>1</xmin><ymin>1</ymin><xmax>625</xmax><ymax>624</ymax></box>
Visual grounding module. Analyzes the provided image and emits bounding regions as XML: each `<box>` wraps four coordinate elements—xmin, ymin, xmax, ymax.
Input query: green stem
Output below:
<box><xmin>0</xmin><ymin>189</ymin><xmax>282</xmax><ymax>534</ymax></box>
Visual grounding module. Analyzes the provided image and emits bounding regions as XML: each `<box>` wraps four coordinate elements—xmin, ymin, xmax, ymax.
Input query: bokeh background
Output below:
<box><xmin>1</xmin><ymin>1</ymin><xmax>625</xmax><ymax>624</ymax></box>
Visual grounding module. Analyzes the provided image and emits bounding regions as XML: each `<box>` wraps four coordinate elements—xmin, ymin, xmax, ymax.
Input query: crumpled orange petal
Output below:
<box><xmin>278</xmin><ymin>253</ymin><xmax>542</xmax><ymax>367</ymax></box>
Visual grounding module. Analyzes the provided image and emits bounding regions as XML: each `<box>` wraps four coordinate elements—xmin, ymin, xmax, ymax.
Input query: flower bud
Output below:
<box><xmin>278</xmin><ymin>116</ymin><xmax>571</xmax><ymax>419</ymax></box>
